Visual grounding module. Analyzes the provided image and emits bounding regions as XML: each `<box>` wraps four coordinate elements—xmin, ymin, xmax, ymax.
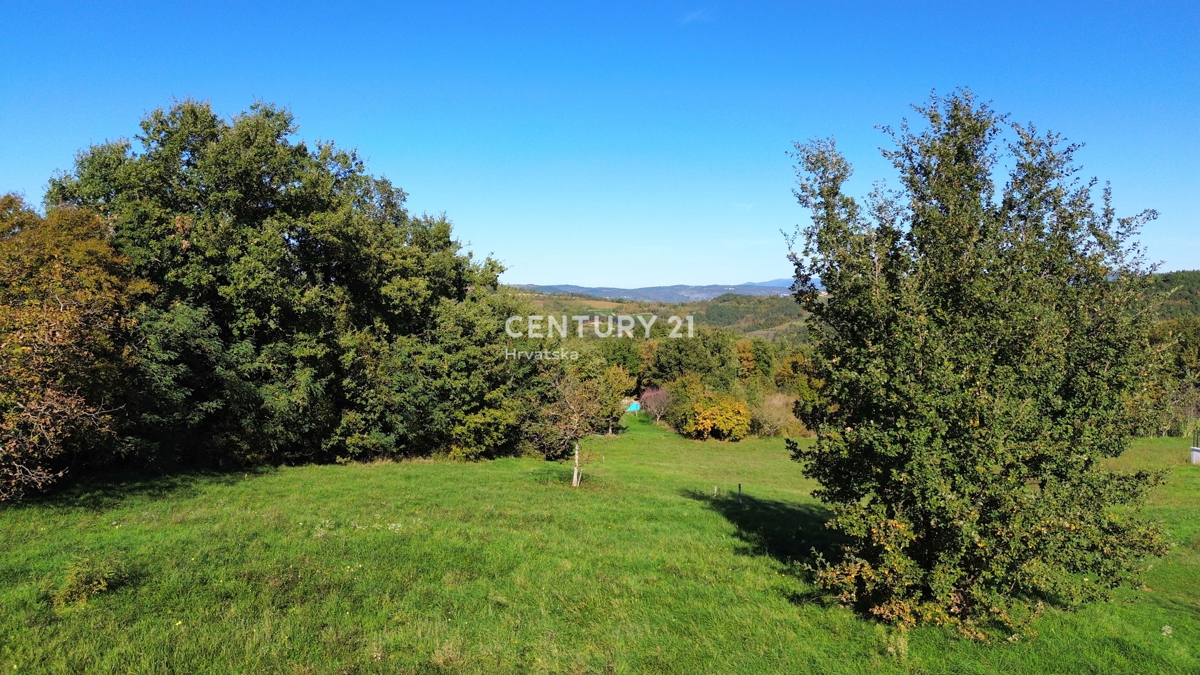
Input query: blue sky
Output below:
<box><xmin>2</xmin><ymin>1</ymin><xmax>1196</xmax><ymax>286</ymax></box>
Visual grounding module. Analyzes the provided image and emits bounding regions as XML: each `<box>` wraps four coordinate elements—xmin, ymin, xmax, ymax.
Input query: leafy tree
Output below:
<box><xmin>595</xmin><ymin>363</ymin><xmax>635</xmax><ymax>434</ymax></box>
<box><xmin>45</xmin><ymin>100</ymin><xmax>523</xmax><ymax>465</ymax></box>
<box><xmin>0</xmin><ymin>197</ymin><xmax>150</xmax><ymax>498</ymax></box>
<box><xmin>786</xmin><ymin>91</ymin><xmax>1167</xmax><ymax>635</ymax></box>
<box><xmin>531</xmin><ymin>355</ymin><xmax>633</xmax><ymax>485</ymax></box>
<box><xmin>773</xmin><ymin>351</ymin><xmax>821</xmax><ymax>415</ymax></box>
<box><xmin>645</xmin><ymin>328</ymin><xmax>738</xmax><ymax>390</ymax></box>
<box><xmin>594</xmin><ymin>336</ymin><xmax>643</xmax><ymax>388</ymax></box>
<box><xmin>662</xmin><ymin>375</ymin><xmax>706</xmax><ymax>432</ymax></box>
<box><xmin>749</xmin><ymin>340</ymin><xmax>778</xmax><ymax>378</ymax></box>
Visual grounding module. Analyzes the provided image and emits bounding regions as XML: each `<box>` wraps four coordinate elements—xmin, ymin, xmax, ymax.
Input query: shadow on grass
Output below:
<box><xmin>529</xmin><ymin>465</ymin><xmax>575</xmax><ymax>485</ymax></box>
<box><xmin>528</xmin><ymin>464</ymin><xmax>610</xmax><ymax>491</ymax></box>
<box><xmin>5</xmin><ymin>466</ymin><xmax>270</xmax><ymax>513</ymax></box>
<box><xmin>684</xmin><ymin>488</ymin><xmax>844</xmax><ymax>575</ymax></box>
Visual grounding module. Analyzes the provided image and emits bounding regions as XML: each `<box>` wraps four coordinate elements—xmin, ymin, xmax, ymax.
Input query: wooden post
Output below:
<box><xmin>713</xmin><ymin>485</ymin><xmax>718</xmax><ymax>497</ymax></box>
<box><xmin>738</xmin><ymin>483</ymin><xmax>742</xmax><ymax>503</ymax></box>
<box><xmin>572</xmin><ymin>441</ymin><xmax>581</xmax><ymax>487</ymax></box>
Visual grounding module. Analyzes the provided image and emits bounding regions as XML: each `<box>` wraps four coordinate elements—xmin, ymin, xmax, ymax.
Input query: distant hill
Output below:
<box><xmin>1151</xmin><ymin>270</ymin><xmax>1200</xmax><ymax>320</ymax></box>
<box><xmin>740</xmin><ymin>278</ymin><xmax>793</xmax><ymax>287</ymax></box>
<box><xmin>513</xmin><ymin>281</ymin><xmax>793</xmax><ymax>303</ymax></box>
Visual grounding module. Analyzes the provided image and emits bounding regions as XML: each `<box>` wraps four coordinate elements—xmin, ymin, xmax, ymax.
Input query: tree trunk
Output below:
<box><xmin>572</xmin><ymin>441</ymin><xmax>581</xmax><ymax>488</ymax></box>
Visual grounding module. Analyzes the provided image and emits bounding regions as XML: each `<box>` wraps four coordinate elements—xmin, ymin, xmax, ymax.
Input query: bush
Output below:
<box><xmin>687</xmin><ymin>393</ymin><xmax>751</xmax><ymax>441</ymax></box>
<box><xmin>750</xmin><ymin>393</ymin><xmax>808</xmax><ymax>437</ymax></box>
<box><xmin>54</xmin><ymin>556</ymin><xmax>130</xmax><ymax>606</ymax></box>
<box><xmin>664</xmin><ymin>376</ymin><xmax>750</xmax><ymax>441</ymax></box>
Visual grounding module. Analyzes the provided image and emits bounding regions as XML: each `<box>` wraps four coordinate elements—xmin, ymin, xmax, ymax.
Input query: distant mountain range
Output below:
<box><xmin>512</xmin><ymin>278</ymin><xmax>795</xmax><ymax>303</ymax></box>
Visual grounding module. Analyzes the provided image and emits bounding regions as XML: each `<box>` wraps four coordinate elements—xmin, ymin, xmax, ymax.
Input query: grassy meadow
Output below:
<box><xmin>1</xmin><ymin>416</ymin><xmax>1198</xmax><ymax>673</ymax></box>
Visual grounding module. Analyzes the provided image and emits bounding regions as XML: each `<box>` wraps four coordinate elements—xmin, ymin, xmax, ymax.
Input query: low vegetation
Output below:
<box><xmin>1</xmin><ymin>418</ymin><xmax>1197</xmax><ymax>673</ymax></box>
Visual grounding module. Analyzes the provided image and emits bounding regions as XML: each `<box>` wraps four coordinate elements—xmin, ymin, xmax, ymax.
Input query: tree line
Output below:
<box><xmin>0</xmin><ymin>101</ymin><xmax>626</xmax><ymax>499</ymax></box>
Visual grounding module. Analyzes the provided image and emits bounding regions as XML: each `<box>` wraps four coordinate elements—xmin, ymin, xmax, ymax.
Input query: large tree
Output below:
<box><xmin>45</xmin><ymin>100</ymin><xmax>533</xmax><ymax>465</ymax></box>
<box><xmin>786</xmin><ymin>91</ymin><xmax>1167</xmax><ymax>635</ymax></box>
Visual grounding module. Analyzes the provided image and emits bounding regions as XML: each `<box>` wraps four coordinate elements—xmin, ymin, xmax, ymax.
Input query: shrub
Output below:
<box><xmin>664</xmin><ymin>376</ymin><xmax>750</xmax><ymax>441</ymax></box>
<box><xmin>687</xmin><ymin>393</ymin><xmax>751</xmax><ymax>441</ymax></box>
<box><xmin>54</xmin><ymin>556</ymin><xmax>130</xmax><ymax>606</ymax></box>
<box><xmin>750</xmin><ymin>393</ymin><xmax>808</xmax><ymax>437</ymax></box>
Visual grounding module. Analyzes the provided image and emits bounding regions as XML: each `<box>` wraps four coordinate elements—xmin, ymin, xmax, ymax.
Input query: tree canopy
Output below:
<box><xmin>34</xmin><ymin>100</ymin><xmax>535</xmax><ymax>469</ymax></box>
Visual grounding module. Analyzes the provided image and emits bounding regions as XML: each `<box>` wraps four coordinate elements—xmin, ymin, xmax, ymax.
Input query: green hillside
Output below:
<box><xmin>1152</xmin><ymin>270</ymin><xmax>1200</xmax><ymax>319</ymax></box>
<box><xmin>519</xmin><ymin>290</ymin><xmax>806</xmax><ymax>340</ymax></box>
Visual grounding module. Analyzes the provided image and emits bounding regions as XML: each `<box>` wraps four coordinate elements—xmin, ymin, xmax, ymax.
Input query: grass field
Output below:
<box><xmin>1</xmin><ymin>417</ymin><xmax>1198</xmax><ymax>673</ymax></box>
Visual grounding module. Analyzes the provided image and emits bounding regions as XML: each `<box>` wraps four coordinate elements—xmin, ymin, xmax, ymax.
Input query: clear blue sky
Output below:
<box><xmin>2</xmin><ymin>1</ymin><xmax>1196</xmax><ymax>286</ymax></box>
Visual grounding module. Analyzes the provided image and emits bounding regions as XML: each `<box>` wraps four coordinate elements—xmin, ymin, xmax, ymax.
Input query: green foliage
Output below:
<box><xmin>735</xmin><ymin>338</ymin><xmax>779</xmax><ymax>380</ymax></box>
<box><xmin>786</xmin><ymin>91</ymin><xmax>1168</xmax><ymax>635</ymax></box>
<box><xmin>524</xmin><ymin>292</ymin><xmax>809</xmax><ymax>340</ymax></box>
<box><xmin>43</xmin><ymin>100</ymin><xmax>524</xmax><ymax>466</ymax></box>
<box><xmin>662</xmin><ymin>375</ymin><xmax>705</xmax><ymax>430</ymax></box>
<box><xmin>645</xmin><ymin>328</ymin><xmax>738</xmax><ymax>390</ymax></box>
<box><xmin>665</xmin><ymin>375</ymin><xmax>751</xmax><ymax>441</ymax></box>
<box><xmin>593</xmin><ymin>336</ymin><xmax>644</xmax><ymax>388</ymax></box>
<box><xmin>699</xmin><ymin>293</ymin><xmax>803</xmax><ymax>333</ymax></box>
<box><xmin>595</xmin><ymin>362</ymin><xmax>637</xmax><ymax>433</ymax></box>
<box><xmin>528</xmin><ymin>350</ymin><xmax>635</xmax><ymax>459</ymax></box>
<box><xmin>1148</xmin><ymin>317</ymin><xmax>1200</xmax><ymax>436</ymax></box>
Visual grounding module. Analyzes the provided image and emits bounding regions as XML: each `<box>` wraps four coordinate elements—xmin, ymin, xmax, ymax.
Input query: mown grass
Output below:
<box><xmin>1</xmin><ymin>417</ymin><xmax>1197</xmax><ymax>673</ymax></box>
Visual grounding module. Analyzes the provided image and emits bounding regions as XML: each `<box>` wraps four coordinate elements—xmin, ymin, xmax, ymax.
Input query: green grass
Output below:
<box><xmin>1</xmin><ymin>418</ymin><xmax>1198</xmax><ymax>673</ymax></box>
